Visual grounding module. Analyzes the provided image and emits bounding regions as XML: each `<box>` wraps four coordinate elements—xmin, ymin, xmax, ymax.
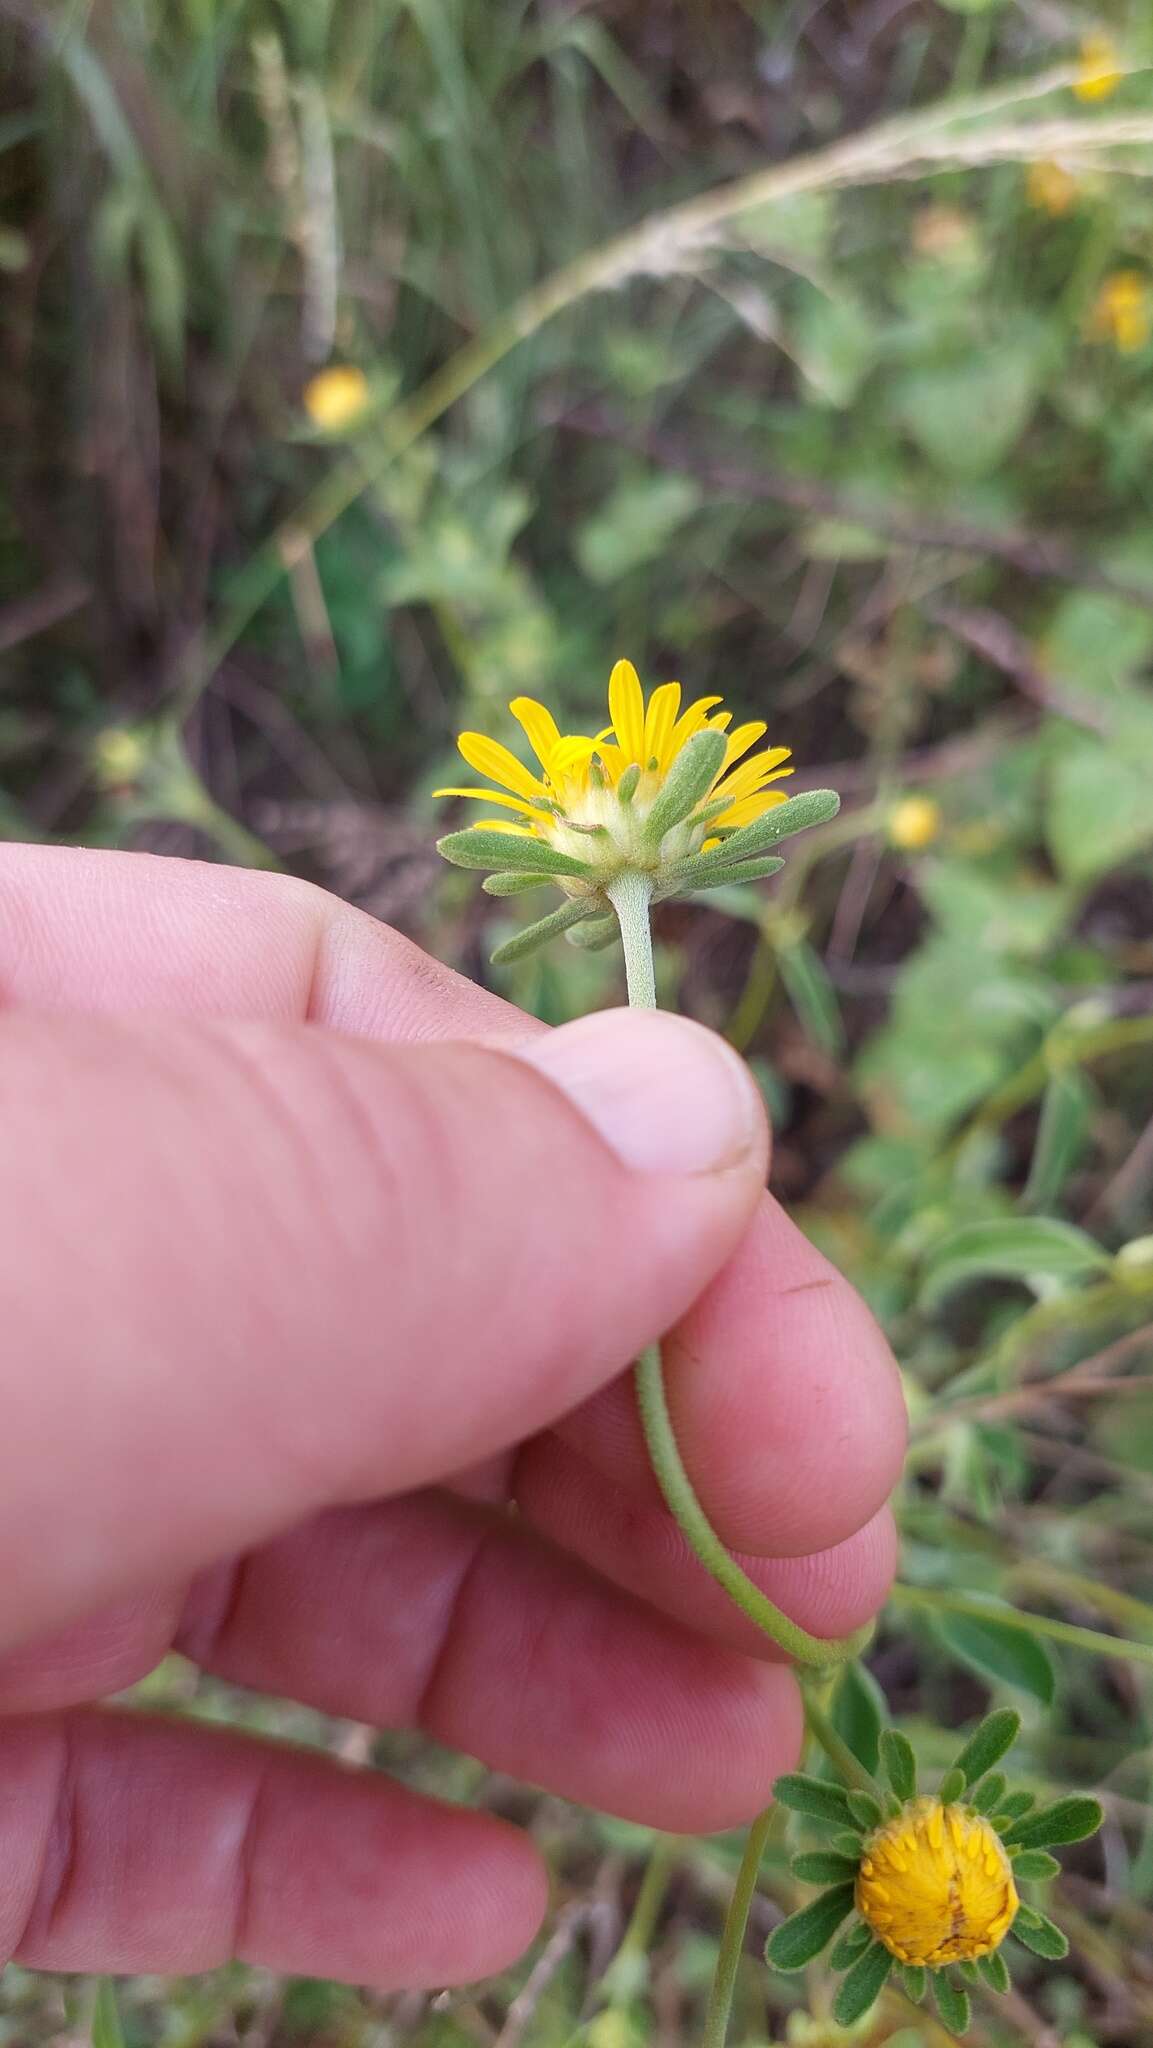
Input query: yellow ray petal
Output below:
<box><xmin>434</xmin><ymin>786</ymin><xmax>549</xmax><ymax>820</ymax></box>
<box><xmin>716</xmin><ymin>721</ymin><xmax>768</xmax><ymax>780</ymax></box>
<box><xmin>471</xmin><ymin>818</ymin><xmax>542</xmax><ymax>837</ymax></box>
<box><xmin>458</xmin><ymin>731</ymin><xmax>545</xmax><ymax>802</ymax></box>
<box><xmin>712</xmin><ymin>788</ymin><xmax>791</xmax><ymax>831</ymax></box>
<box><xmin>667</xmin><ymin>695</ymin><xmax>723</xmax><ymax>755</ymax></box>
<box><xmin>549</xmin><ymin>734</ymin><xmax>601</xmax><ymax>781</ymax></box>
<box><xmin>643</xmin><ymin>681</ymin><xmax>682</xmax><ymax>771</ymax></box>
<box><xmin>607</xmin><ymin>659</ymin><xmax>645</xmax><ymax>763</ymax></box>
<box><xmin>509</xmin><ymin>697</ymin><xmax>562</xmax><ymax>773</ymax></box>
<box><xmin>713</xmin><ymin>750</ymin><xmax>793</xmax><ymax>804</ymax></box>
<box><xmin>596</xmin><ymin>742</ymin><xmax>628</xmax><ymax>786</ymax></box>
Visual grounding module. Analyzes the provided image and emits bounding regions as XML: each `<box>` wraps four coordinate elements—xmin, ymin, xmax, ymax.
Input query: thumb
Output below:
<box><xmin>0</xmin><ymin>1006</ymin><xmax>766</xmax><ymax>1649</ymax></box>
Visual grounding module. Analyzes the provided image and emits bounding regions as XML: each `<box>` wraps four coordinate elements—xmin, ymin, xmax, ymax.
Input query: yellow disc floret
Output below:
<box><xmin>855</xmin><ymin>1797</ymin><xmax>1019</xmax><ymax>1969</ymax></box>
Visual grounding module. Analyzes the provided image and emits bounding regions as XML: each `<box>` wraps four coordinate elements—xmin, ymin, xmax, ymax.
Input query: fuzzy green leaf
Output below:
<box><xmin>791</xmin><ymin>1851</ymin><xmax>860</xmax><ymax>1885</ymax></box>
<box><xmin>765</xmin><ymin>1884</ymin><xmax>855</xmax><ymax>1971</ymax></box>
<box><xmin>1007</xmin><ymin>1797</ymin><xmax>1103</xmax><ymax>1850</ymax></box>
<box><xmin>773</xmin><ymin>1773</ymin><xmax>857</xmax><ymax>1828</ymax></box>
<box><xmin>880</xmin><ymin>1729</ymin><xmax>917</xmax><ymax>1803</ymax></box>
<box><xmin>934</xmin><ymin>1609</ymin><xmax>1056</xmax><ymax>1704</ymax></box>
<box><xmin>952</xmin><ymin>1708</ymin><xmax>1021</xmax><ymax>1786</ymax></box>
<box><xmin>565</xmin><ymin>914</ymin><xmax>618</xmax><ymax>951</ymax></box>
<box><xmin>970</xmin><ymin>1771</ymin><xmax>1006</xmax><ymax>1816</ymax></box>
<box><xmin>1010</xmin><ymin>1848</ymin><xmax>1062</xmax><ymax>1881</ymax></box>
<box><xmin>833</xmin><ymin>1661</ymin><xmax>888</xmax><ymax>1776</ymax></box>
<box><xmin>900</xmin><ymin>1964</ymin><xmax>927</xmax><ymax>2002</ymax></box>
<box><xmin>676</xmin><ymin>854</ymin><xmax>786</xmax><ymax>895</ymax></box>
<box><xmin>832</xmin><ymin>1941</ymin><xmax>892</xmax><ymax>2027</ymax></box>
<box><xmin>714</xmin><ymin>787</ymin><xmax>840</xmax><ymax>863</ymax></box>
<box><xmin>957</xmin><ymin>1959</ymin><xmax>979</xmax><ymax>1985</ymax></box>
<box><xmin>617</xmin><ymin>762</ymin><xmax>641</xmax><ymax>803</ymax></box>
<box><xmin>920</xmin><ymin>1217</ymin><xmax>1110</xmax><ymax>1307</ymax></box>
<box><xmin>994</xmin><ymin>1790</ymin><xmax>1036</xmax><ymax>1823</ymax></box>
<box><xmin>643</xmin><ymin>730</ymin><xmax>729</xmax><ymax>842</ymax></box>
<box><xmin>939</xmin><ymin>1767</ymin><xmax>966</xmax><ymax>1804</ymax></box>
<box><xmin>438</xmin><ymin>829</ymin><xmax>593</xmax><ymax>877</ymax></box>
<box><xmin>1013</xmin><ymin>1906</ymin><xmax>1069</xmax><ymax>1959</ymax></box>
<box><xmin>978</xmin><ymin>1950</ymin><xmax>1011</xmax><ymax>1993</ymax></box>
<box><xmin>829</xmin><ymin>1920</ymin><xmax>871</xmax><ymax>1969</ymax></box>
<box><xmin>832</xmin><ymin>1829</ymin><xmax>866</xmax><ymax>1857</ymax></box>
<box><xmin>490</xmin><ymin>899</ymin><xmax>596</xmax><ymax>962</ymax></box>
<box><xmin>482</xmin><ymin>870</ymin><xmax>557</xmax><ymax>896</ymax></box>
<box><xmin>847</xmin><ymin>1790</ymin><xmax>883</xmax><ymax>1831</ymax></box>
<box><xmin>934</xmin><ymin>1973</ymin><xmax>971</xmax><ymax>2034</ymax></box>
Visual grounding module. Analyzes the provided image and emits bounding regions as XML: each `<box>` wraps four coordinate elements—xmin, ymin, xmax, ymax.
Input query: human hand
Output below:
<box><xmin>0</xmin><ymin>845</ymin><xmax>904</xmax><ymax>1990</ymax></box>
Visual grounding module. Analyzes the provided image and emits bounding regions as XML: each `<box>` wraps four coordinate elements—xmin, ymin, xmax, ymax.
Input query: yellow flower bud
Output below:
<box><xmin>888</xmin><ymin>795</ymin><xmax>941</xmax><ymax>851</ymax></box>
<box><xmin>856</xmin><ymin>1797</ymin><xmax>1019</xmax><ymax>1969</ymax></box>
<box><xmin>302</xmin><ymin>364</ymin><xmax>370</xmax><ymax>432</ymax></box>
<box><xmin>1074</xmin><ymin>32</ymin><xmax>1122</xmax><ymax>101</ymax></box>
<box><xmin>93</xmin><ymin>727</ymin><xmax>148</xmax><ymax>788</ymax></box>
<box><xmin>1025</xmin><ymin>159</ymin><xmax>1079</xmax><ymax>218</ymax></box>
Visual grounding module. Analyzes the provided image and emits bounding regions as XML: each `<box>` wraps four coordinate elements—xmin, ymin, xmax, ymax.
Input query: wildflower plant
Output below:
<box><xmin>436</xmin><ymin>661</ymin><xmax>1103</xmax><ymax>2043</ymax></box>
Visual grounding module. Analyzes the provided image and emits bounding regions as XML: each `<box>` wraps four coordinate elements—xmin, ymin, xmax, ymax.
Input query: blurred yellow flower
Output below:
<box><xmin>1026</xmin><ymin>159</ymin><xmax>1080</xmax><ymax>217</ymax></box>
<box><xmin>93</xmin><ymin>727</ymin><xmax>148</xmax><ymax>788</ymax></box>
<box><xmin>1089</xmin><ymin>270</ymin><xmax>1151</xmax><ymax>353</ymax></box>
<box><xmin>857</xmin><ymin>1798</ymin><xmax>1019</xmax><ymax>1969</ymax></box>
<box><xmin>888</xmin><ymin>795</ymin><xmax>941</xmax><ymax>851</ymax></box>
<box><xmin>1075</xmin><ymin>32</ymin><xmax>1122</xmax><ymax>100</ymax></box>
<box><xmin>302</xmin><ymin>364</ymin><xmax>370</xmax><ymax>432</ymax></box>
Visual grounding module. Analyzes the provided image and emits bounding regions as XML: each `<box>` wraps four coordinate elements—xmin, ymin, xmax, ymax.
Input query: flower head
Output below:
<box><xmin>303</xmin><ymin>364</ymin><xmax>370</xmax><ymax>432</ymax></box>
<box><xmin>436</xmin><ymin>660</ymin><xmax>838</xmax><ymax>964</ymax></box>
<box><xmin>1074</xmin><ymin>31</ymin><xmax>1122</xmax><ymax>101</ymax></box>
<box><xmin>1089</xmin><ymin>270</ymin><xmax>1150</xmax><ymax>354</ymax></box>
<box><xmin>767</xmin><ymin>1709</ymin><xmax>1102</xmax><ymax>2036</ymax></box>
<box><xmin>888</xmin><ymin>795</ymin><xmax>941</xmax><ymax>851</ymax></box>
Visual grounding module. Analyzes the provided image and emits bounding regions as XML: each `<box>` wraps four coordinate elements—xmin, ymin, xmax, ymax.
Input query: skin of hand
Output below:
<box><xmin>0</xmin><ymin>844</ymin><xmax>906</xmax><ymax>1990</ymax></box>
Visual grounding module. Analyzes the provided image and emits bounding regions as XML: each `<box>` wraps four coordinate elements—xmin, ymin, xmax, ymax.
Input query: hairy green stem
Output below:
<box><xmin>607</xmin><ymin>871</ymin><xmax>657</xmax><ymax>1008</ymax></box>
<box><xmin>802</xmin><ymin>1688</ymin><xmax>883</xmax><ymax>1799</ymax></box>
<box><xmin>701</xmin><ymin>1806</ymin><xmax>776</xmax><ymax>2048</ymax></box>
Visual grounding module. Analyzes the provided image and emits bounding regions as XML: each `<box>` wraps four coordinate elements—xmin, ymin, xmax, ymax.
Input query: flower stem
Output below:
<box><xmin>802</xmin><ymin>1687</ymin><xmax>884</xmax><ymax>1799</ymax></box>
<box><xmin>609</xmin><ymin>878</ymin><xmax>866</xmax><ymax>1671</ymax></box>
<box><xmin>701</xmin><ymin>1805</ymin><xmax>776</xmax><ymax>2048</ymax></box>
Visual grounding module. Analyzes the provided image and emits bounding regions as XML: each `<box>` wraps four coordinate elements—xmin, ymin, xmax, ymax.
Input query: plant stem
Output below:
<box><xmin>701</xmin><ymin>1806</ymin><xmax>776</xmax><ymax>2048</ymax></box>
<box><xmin>607</xmin><ymin>870</ymin><xmax>657</xmax><ymax>1007</ymax></box>
<box><xmin>802</xmin><ymin>1688</ymin><xmax>883</xmax><ymax>1799</ymax></box>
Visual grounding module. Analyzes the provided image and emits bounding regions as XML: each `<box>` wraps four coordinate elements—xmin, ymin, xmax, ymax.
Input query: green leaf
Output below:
<box><xmin>832</xmin><ymin>1941</ymin><xmax>892</xmax><ymax>2027</ymax></box>
<box><xmin>678</xmin><ymin>854</ymin><xmax>786</xmax><ymax>893</ymax></box>
<box><xmin>994</xmin><ymin>1790</ymin><xmax>1036</xmax><ymax>1823</ymax></box>
<box><xmin>1022</xmin><ymin>1068</ymin><xmax>1092</xmax><ymax>1213</ymax></box>
<box><xmin>92</xmin><ymin>1982</ymin><xmax>127</xmax><ymax>2048</ymax></box>
<box><xmin>970</xmin><ymin>1772</ymin><xmax>1006</xmax><ymax>1816</ymax></box>
<box><xmin>829</xmin><ymin>1920</ymin><xmax>872</xmax><ymax>1969</ymax></box>
<box><xmin>939</xmin><ymin>1767</ymin><xmax>966</xmax><ymax>1804</ymax></box>
<box><xmin>978</xmin><ymin>1949</ymin><xmax>1011</xmax><ymax>1993</ymax></box>
<box><xmin>935</xmin><ymin>1608</ymin><xmax>1056</xmax><ymax>1704</ymax></box>
<box><xmin>712</xmin><ymin>788</ymin><xmax>841</xmax><ymax>863</ymax></box>
<box><xmin>793</xmin><ymin>289</ymin><xmax>879</xmax><ymax>408</ymax></box>
<box><xmin>482</xmin><ymin>870</ymin><xmax>557</xmax><ymax>896</ymax></box>
<box><xmin>832</xmin><ymin>1663</ymin><xmax>888</xmax><ymax>1776</ymax></box>
<box><xmin>900</xmin><ymin>1963</ymin><xmax>927</xmax><ymax>2001</ymax></box>
<box><xmin>766</xmin><ymin>1884</ymin><xmax>856</xmax><ymax>1971</ymax></box>
<box><xmin>776</xmin><ymin>934</ymin><xmax>845</xmax><ymax>1057</ymax></box>
<box><xmin>576</xmin><ymin>471</ymin><xmax>701</xmax><ymax>585</ymax></box>
<box><xmin>952</xmin><ymin>1708</ymin><xmax>1021</xmax><ymax>1786</ymax></box>
<box><xmin>1042</xmin><ymin>590</ymin><xmax>1153</xmax><ymax>699</ymax></box>
<box><xmin>491</xmin><ymin>899</ymin><xmax>597</xmax><ymax>963</ymax></box>
<box><xmin>893</xmin><ymin>334</ymin><xmax>1043</xmax><ymax>479</ymax></box>
<box><xmin>1010</xmin><ymin>1849</ymin><xmax>1062</xmax><ymax>1881</ymax></box>
<box><xmin>847</xmin><ymin>1790</ymin><xmax>883</xmax><ymax>1830</ymax></box>
<box><xmin>921</xmin><ymin>1219</ymin><xmax>1110</xmax><ymax>1307</ymax></box>
<box><xmin>565</xmin><ymin>915</ymin><xmax>619</xmax><ymax>951</ymax></box>
<box><xmin>791</xmin><ymin>1851</ymin><xmax>861</xmax><ymax>1884</ymax></box>
<box><xmin>881</xmin><ymin>1729</ymin><xmax>918</xmax><ymax>1803</ymax></box>
<box><xmin>438</xmin><ymin>829</ymin><xmax>593</xmax><ymax>878</ymax></box>
<box><xmin>643</xmin><ymin>730</ymin><xmax>729</xmax><ymax>842</ymax></box>
<box><xmin>933</xmin><ymin>1972</ymin><xmax>971</xmax><ymax>2035</ymax></box>
<box><xmin>1012</xmin><ymin>1906</ymin><xmax>1069</xmax><ymax>1959</ymax></box>
<box><xmin>617</xmin><ymin>762</ymin><xmax>640</xmax><ymax>803</ymax></box>
<box><xmin>832</xmin><ymin>1829</ymin><xmax>866</xmax><ymax>1857</ymax></box>
<box><xmin>957</xmin><ymin>1960</ymin><xmax>980</xmax><ymax>1985</ymax></box>
<box><xmin>773</xmin><ymin>1772</ymin><xmax>857</xmax><ymax>1827</ymax></box>
<box><xmin>1045</xmin><ymin>707</ymin><xmax>1153</xmax><ymax>883</ymax></box>
<box><xmin>1007</xmin><ymin>1797</ymin><xmax>1103</xmax><ymax>1850</ymax></box>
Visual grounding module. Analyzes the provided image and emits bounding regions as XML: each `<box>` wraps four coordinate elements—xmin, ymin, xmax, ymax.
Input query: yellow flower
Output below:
<box><xmin>302</xmin><ymin>364</ymin><xmax>370</xmax><ymax>432</ymax></box>
<box><xmin>93</xmin><ymin>726</ymin><xmax>148</xmax><ymax>788</ymax></box>
<box><xmin>888</xmin><ymin>795</ymin><xmax>941</xmax><ymax>851</ymax></box>
<box><xmin>1025</xmin><ymin>159</ymin><xmax>1080</xmax><ymax>218</ymax></box>
<box><xmin>436</xmin><ymin>658</ymin><xmax>793</xmax><ymax>876</ymax></box>
<box><xmin>1089</xmin><ymin>270</ymin><xmax>1151</xmax><ymax>354</ymax></box>
<box><xmin>856</xmin><ymin>1798</ymin><xmax>1019</xmax><ymax>1970</ymax></box>
<box><xmin>1074</xmin><ymin>32</ymin><xmax>1122</xmax><ymax>100</ymax></box>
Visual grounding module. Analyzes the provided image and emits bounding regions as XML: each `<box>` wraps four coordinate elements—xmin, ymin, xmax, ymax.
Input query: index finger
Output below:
<box><xmin>0</xmin><ymin>843</ymin><xmax>539</xmax><ymax>1043</ymax></box>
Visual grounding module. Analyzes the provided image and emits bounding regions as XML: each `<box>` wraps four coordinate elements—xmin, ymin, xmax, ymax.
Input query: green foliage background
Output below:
<box><xmin>3</xmin><ymin>2</ymin><xmax>1153</xmax><ymax>2043</ymax></box>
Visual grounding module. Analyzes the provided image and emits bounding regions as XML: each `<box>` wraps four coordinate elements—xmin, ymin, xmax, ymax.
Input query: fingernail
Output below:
<box><xmin>515</xmin><ymin>1009</ymin><xmax>762</xmax><ymax>1174</ymax></box>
